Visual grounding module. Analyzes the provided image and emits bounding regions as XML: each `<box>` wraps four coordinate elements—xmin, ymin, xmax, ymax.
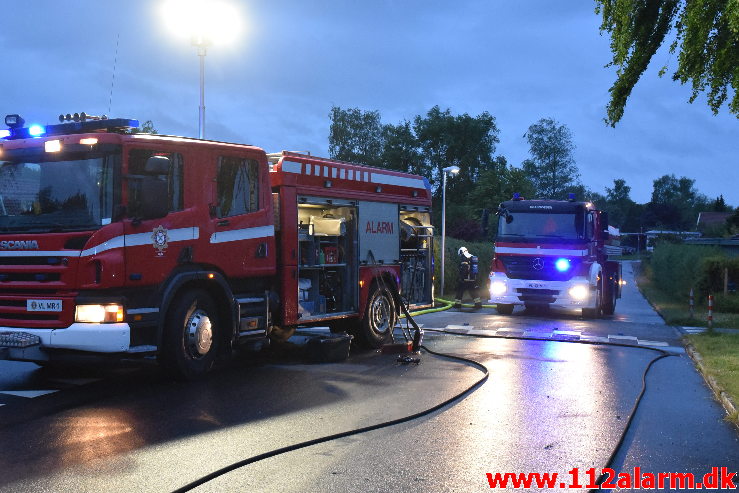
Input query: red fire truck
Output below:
<box><xmin>488</xmin><ymin>195</ymin><xmax>621</xmax><ymax>318</ymax></box>
<box><xmin>0</xmin><ymin>115</ymin><xmax>434</xmax><ymax>377</ymax></box>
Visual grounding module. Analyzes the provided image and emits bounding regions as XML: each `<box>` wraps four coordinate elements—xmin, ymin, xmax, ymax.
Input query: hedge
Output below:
<box><xmin>650</xmin><ymin>243</ymin><xmax>739</xmax><ymax>312</ymax></box>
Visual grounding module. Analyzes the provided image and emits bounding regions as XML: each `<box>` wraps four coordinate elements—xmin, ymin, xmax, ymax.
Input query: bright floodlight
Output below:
<box><xmin>162</xmin><ymin>0</ymin><xmax>242</xmax><ymax>45</ymax></box>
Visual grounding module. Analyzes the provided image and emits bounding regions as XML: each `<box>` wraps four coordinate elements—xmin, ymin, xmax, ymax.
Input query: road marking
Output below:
<box><xmin>424</xmin><ymin>326</ymin><xmax>679</xmax><ymax>350</ymax></box>
<box><xmin>0</xmin><ymin>390</ymin><xmax>59</xmax><ymax>398</ymax></box>
<box><xmin>446</xmin><ymin>325</ymin><xmax>472</xmax><ymax>331</ymax></box>
<box><xmin>608</xmin><ymin>335</ymin><xmax>638</xmax><ymax>340</ymax></box>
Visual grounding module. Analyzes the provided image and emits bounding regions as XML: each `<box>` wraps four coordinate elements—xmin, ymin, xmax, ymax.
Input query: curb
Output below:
<box><xmin>684</xmin><ymin>342</ymin><xmax>739</xmax><ymax>429</ymax></box>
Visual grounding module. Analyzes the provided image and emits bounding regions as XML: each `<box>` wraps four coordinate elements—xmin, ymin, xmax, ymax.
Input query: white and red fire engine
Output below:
<box><xmin>0</xmin><ymin>114</ymin><xmax>434</xmax><ymax>377</ymax></box>
<box><xmin>488</xmin><ymin>194</ymin><xmax>621</xmax><ymax>317</ymax></box>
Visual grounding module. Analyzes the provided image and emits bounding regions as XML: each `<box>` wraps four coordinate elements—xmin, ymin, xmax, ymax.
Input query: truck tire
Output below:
<box><xmin>357</xmin><ymin>282</ymin><xmax>396</xmax><ymax>348</ymax></box>
<box><xmin>160</xmin><ymin>289</ymin><xmax>221</xmax><ymax>379</ymax></box>
<box><xmin>496</xmin><ymin>304</ymin><xmax>514</xmax><ymax>315</ymax></box>
<box><xmin>602</xmin><ymin>277</ymin><xmax>617</xmax><ymax>316</ymax></box>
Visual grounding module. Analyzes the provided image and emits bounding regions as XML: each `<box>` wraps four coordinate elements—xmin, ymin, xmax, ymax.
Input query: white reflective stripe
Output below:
<box><xmin>126</xmin><ymin>308</ymin><xmax>159</xmax><ymax>315</ymax></box>
<box><xmin>371</xmin><ymin>173</ymin><xmax>426</xmax><ymax>189</ymax></box>
<box><xmin>79</xmin><ymin>227</ymin><xmax>200</xmax><ymax>257</ymax></box>
<box><xmin>80</xmin><ymin>235</ymin><xmax>126</xmax><ymax>256</ymax></box>
<box><xmin>495</xmin><ymin>246</ymin><xmax>589</xmax><ymax>256</ymax></box>
<box><xmin>210</xmin><ymin>225</ymin><xmax>275</xmax><ymax>244</ymax></box>
<box><xmin>0</xmin><ymin>250</ymin><xmax>78</xmax><ymax>257</ymax></box>
<box><xmin>281</xmin><ymin>161</ymin><xmax>302</xmax><ymax>174</ymax></box>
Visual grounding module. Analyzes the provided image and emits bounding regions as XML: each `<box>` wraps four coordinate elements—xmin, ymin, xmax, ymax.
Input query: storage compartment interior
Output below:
<box><xmin>297</xmin><ymin>201</ymin><xmax>357</xmax><ymax>318</ymax></box>
<box><xmin>400</xmin><ymin>208</ymin><xmax>434</xmax><ymax>306</ymax></box>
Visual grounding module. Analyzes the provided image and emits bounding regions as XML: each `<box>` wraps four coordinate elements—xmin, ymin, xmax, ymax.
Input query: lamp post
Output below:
<box><xmin>192</xmin><ymin>36</ymin><xmax>211</xmax><ymax>139</ymax></box>
<box><xmin>440</xmin><ymin>165</ymin><xmax>460</xmax><ymax>298</ymax></box>
<box><xmin>162</xmin><ymin>0</ymin><xmax>241</xmax><ymax>140</ymax></box>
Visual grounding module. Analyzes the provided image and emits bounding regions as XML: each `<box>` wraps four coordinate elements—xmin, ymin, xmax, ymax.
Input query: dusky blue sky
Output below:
<box><xmin>2</xmin><ymin>1</ymin><xmax>737</xmax><ymax>207</ymax></box>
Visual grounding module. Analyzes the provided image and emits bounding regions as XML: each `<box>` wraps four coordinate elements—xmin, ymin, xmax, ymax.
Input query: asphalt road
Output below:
<box><xmin>0</xmin><ymin>261</ymin><xmax>737</xmax><ymax>492</ymax></box>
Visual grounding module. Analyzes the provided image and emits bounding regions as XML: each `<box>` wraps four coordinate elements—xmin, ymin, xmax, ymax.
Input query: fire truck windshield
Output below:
<box><xmin>0</xmin><ymin>145</ymin><xmax>120</xmax><ymax>233</ymax></box>
<box><xmin>498</xmin><ymin>211</ymin><xmax>585</xmax><ymax>241</ymax></box>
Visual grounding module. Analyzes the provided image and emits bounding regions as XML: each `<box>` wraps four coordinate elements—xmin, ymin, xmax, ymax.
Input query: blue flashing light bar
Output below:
<box><xmin>28</xmin><ymin>124</ymin><xmax>45</xmax><ymax>137</ymax></box>
<box><xmin>555</xmin><ymin>258</ymin><xmax>571</xmax><ymax>272</ymax></box>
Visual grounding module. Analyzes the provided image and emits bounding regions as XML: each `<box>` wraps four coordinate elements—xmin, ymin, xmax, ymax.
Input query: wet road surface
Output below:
<box><xmin>0</xmin><ymin>261</ymin><xmax>737</xmax><ymax>492</ymax></box>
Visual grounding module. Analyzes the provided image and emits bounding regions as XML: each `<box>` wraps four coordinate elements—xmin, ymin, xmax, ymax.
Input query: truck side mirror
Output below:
<box><xmin>139</xmin><ymin>177</ymin><xmax>169</xmax><ymax>220</ymax></box>
<box><xmin>601</xmin><ymin>211</ymin><xmax>610</xmax><ymax>240</ymax></box>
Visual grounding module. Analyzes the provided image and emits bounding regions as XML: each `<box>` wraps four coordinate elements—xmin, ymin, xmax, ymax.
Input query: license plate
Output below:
<box><xmin>27</xmin><ymin>300</ymin><xmax>62</xmax><ymax>312</ymax></box>
<box><xmin>527</xmin><ymin>283</ymin><xmax>544</xmax><ymax>288</ymax></box>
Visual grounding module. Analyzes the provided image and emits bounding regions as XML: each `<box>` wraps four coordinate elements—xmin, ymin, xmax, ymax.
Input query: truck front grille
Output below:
<box><xmin>500</xmin><ymin>256</ymin><xmax>579</xmax><ymax>281</ymax></box>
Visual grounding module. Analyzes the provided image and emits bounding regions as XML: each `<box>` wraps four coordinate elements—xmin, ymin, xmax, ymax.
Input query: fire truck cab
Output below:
<box><xmin>489</xmin><ymin>195</ymin><xmax>621</xmax><ymax>318</ymax></box>
<box><xmin>0</xmin><ymin>115</ymin><xmax>434</xmax><ymax>378</ymax></box>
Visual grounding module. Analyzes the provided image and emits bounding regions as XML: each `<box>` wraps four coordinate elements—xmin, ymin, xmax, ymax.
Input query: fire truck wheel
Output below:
<box><xmin>496</xmin><ymin>304</ymin><xmax>514</xmax><ymax>315</ymax></box>
<box><xmin>602</xmin><ymin>278</ymin><xmax>617</xmax><ymax>316</ymax></box>
<box><xmin>358</xmin><ymin>283</ymin><xmax>396</xmax><ymax>348</ymax></box>
<box><xmin>161</xmin><ymin>289</ymin><xmax>221</xmax><ymax>379</ymax></box>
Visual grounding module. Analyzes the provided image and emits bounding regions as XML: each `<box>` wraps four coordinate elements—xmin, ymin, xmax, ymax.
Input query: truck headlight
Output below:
<box><xmin>75</xmin><ymin>304</ymin><xmax>124</xmax><ymax>323</ymax></box>
<box><xmin>490</xmin><ymin>281</ymin><xmax>507</xmax><ymax>296</ymax></box>
<box><xmin>568</xmin><ymin>285</ymin><xmax>589</xmax><ymax>301</ymax></box>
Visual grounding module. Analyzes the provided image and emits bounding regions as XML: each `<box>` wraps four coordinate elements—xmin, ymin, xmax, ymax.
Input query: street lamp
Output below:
<box><xmin>440</xmin><ymin>165</ymin><xmax>460</xmax><ymax>298</ymax></box>
<box><xmin>162</xmin><ymin>0</ymin><xmax>242</xmax><ymax>139</ymax></box>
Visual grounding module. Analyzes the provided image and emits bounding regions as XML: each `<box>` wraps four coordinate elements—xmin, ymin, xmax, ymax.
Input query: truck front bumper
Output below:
<box><xmin>488</xmin><ymin>273</ymin><xmax>596</xmax><ymax>309</ymax></box>
<box><xmin>0</xmin><ymin>323</ymin><xmax>130</xmax><ymax>362</ymax></box>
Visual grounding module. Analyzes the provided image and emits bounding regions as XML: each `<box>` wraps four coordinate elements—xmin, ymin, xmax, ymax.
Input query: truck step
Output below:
<box><xmin>0</xmin><ymin>331</ymin><xmax>41</xmax><ymax>348</ymax></box>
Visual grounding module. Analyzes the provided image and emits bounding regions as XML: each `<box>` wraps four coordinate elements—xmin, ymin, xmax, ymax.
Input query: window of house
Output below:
<box><xmin>217</xmin><ymin>156</ymin><xmax>259</xmax><ymax>217</ymax></box>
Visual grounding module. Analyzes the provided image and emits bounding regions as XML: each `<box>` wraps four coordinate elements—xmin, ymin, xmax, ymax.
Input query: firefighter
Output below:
<box><xmin>454</xmin><ymin>246</ymin><xmax>482</xmax><ymax>310</ymax></box>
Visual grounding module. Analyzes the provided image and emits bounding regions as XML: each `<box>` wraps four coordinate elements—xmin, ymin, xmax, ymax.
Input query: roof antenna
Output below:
<box><xmin>108</xmin><ymin>32</ymin><xmax>120</xmax><ymax>115</ymax></box>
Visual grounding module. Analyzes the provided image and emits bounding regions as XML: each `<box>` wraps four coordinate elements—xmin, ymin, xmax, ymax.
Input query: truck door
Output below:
<box><xmin>205</xmin><ymin>153</ymin><xmax>276</xmax><ymax>279</ymax></box>
<box><xmin>123</xmin><ymin>147</ymin><xmax>197</xmax><ymax>288</ymax></box>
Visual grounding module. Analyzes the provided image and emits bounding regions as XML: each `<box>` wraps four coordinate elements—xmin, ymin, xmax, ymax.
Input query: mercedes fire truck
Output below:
<box><xmin>0</xmin><ymin>114</ymin><xmax>434</xmax><ymax>377</ymax></box>
<box><xmin>488</xmin><ymin>195</ymin><xmax>621</xmax><ymax>317</ymax></box>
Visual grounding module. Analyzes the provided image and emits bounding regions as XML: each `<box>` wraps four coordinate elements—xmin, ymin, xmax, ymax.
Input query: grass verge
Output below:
<box><xmin>685</xmin><ymin>332</ymin><xmax>739</xmax><ymax>426</ymax></box>
<box><xmin>636</xmin><ymin>269</ymin><xmax>739</xmax><ymax>329</ymax></box>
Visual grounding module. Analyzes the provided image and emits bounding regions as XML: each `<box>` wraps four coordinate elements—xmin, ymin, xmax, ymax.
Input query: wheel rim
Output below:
<box><xmin>185</xmin><ymin>308</ymin><xmax>213</xmax><ymax>359</ymax></box>
<box><xmin>369</xmin><ymin>292</ymin><xmax>392</xmax><ymax>335</ymax></box>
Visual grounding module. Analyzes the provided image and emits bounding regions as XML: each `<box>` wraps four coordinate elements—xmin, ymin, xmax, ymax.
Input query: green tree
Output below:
<box><xmin>595</xmin><ymin>0</ymin><xmax>739</xmax><ymax>126</ymax></box>
<box><xmin>413</xmin><ymin>106</ymin><xmax>500</xmax><ymax>201</ymax></box>
<box><xmin>712</xmin><ymin>194</ymin><xmax>728</xmax><ymax>212</ymax></box>
<box><xmin>468</xmin><ymin>157</ymin><xmax>535</xmax><ymax>239</ymax></box>
<box><xmin>521</xmin><ymin>118</ymin><xmax>580</xmax><ymax>199</ymax></box>
<box><xmin>649</xmin><ymin>174</ymin><xmax>709</xmax><ymax>229</ymax></box>
<box><xmin>380</xmin><ymin>120</ymin><xmax>426</xmax><ymax>175</ymax></box>
<box><xmin>604</xmin><ymin>178</ymin><xmax>636</xmax><ymax>228</ymax></box>
<box><xmin>127</xmin><ymin>119</ymin><xmax>158</xmax><ymax>134</ymax></box>
<box><xmin>328</xmin><ymin>106</ymin><xmax>383</xmax><ymax>166</ymax></box>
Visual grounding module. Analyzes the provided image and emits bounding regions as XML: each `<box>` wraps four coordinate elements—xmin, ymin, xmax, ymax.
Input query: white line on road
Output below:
<box><xmin>0</xmin><ymin>390</ymin><xmax>59</xmax><ymax>398</ymax></box>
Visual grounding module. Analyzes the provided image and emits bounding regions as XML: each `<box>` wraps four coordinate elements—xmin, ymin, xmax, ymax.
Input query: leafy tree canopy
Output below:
<box><xmin>596</xmin><ymin>0</ymin><xmax>739</xmax><ymax>125</ymax></box>
<box><xmin>521</xmin><ymin>118</ymin><xmax>581</xmax><ymax>199</ymax></box>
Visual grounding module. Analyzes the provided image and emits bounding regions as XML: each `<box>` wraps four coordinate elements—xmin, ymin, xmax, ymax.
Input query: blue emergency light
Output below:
<box><xmin>28</xmin><ymin>124</ymin><xmax>45</xmax><ymax>137</ymax></box>
<box><xmin>555</xmin><ymin>258</ymin><xmax>571</xmax><ymax>272</ymax></box>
